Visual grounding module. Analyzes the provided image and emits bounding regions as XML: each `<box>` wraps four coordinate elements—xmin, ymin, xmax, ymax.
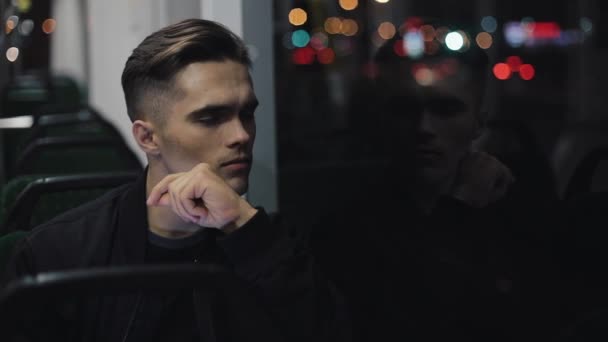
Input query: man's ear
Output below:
<box><xmin>132</xmin><ymin>120</ymin><xmax>160</xmax><ymax>155</ymax></box>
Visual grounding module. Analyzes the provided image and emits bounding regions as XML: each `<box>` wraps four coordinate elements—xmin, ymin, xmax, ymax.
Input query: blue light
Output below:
<box><xmin>292</xmin><ymin>30</ymin><xmax>311</xmax><ymax>48</ymax></box>
<box><xmin>481</xmin><ymin>16</ymin><xmax>497</xmax><ymax>33</ymax></box>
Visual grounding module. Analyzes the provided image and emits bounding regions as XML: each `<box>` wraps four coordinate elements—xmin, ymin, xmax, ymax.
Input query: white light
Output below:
<box><xmin>19</xmin><ymin>19</ymin><xmax>34</xmax><ymax>36</ymax></box>
<box><xmin>375</xmin><ymin>0</ymin><xmax>390</xmax><ymax>3</ymax></box>
<box><xmin>504</xmin><ymin>22</ymin><xmax>526</xmax><ymax>48</ymax></box>
<box><xmin>0</xmin><ymin>115</ymin><xmax>34</xmax><ymax>129</ymax></box>
<box><xmin>404</xmin><ymin>31</ymin><xmax>424</xmax><ymax>59</ymax></box>
<box><xmin>445</xmin><ymin>31</ymin><xmax>464</xmax><ymax>51</ymax></box>
<box><xmin>6</xmin><ymin>47</ymin><xmax>19</xmax><ymax>62</ymax></box>
<box><xmin>580</xmin><ymin>17</ymin><xmax>593</xmax><ymax>34</ymax></box>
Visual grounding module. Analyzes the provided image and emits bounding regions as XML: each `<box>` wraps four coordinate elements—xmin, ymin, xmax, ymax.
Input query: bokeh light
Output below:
<box><xmin>378</xmin><ymin>22</ymin><xmax>396</xmax><ymax>40</ymax></box>
<box><xmin>288</xmin><ymin>8</ymin><xmax>308</xmax><ymax>26</ymax></box>
<box><xmin>6</xmin><ymin>47</ymin><xmax>19</xmax><ymax>62</ymax></box>
<box><xmin>405</xmin><ymin>31</ymin><xmax>424</xmax><ymax>59</ymax></box>
<box><xmin>580</xmin><ymin>17</ymin><xmax>593</xmax><ymax>34</ymax></box>
<box><xmin>292</xmin><ymin>30</ymin><xmax>310</xmax><ymax>48</ymax></box>
<box><xmin>310</xmin><ymin>31</ymin><xmax>329</xmax><ymax>50</ymax></box>
<box><xmin>424</xmin><ymin>41</ymin><xmax>440</xmax><ymax>55</ymax></box>
<box><xmin>317</xmin><ymin>48</ymin><xmax>336</xmax><ymax>64</ymax></box>
<box><xmin>393</xmin><ymin>40</ymin><xmax>406</xmax><ymax>57</ymax></box>
<box><xmin>42</xmin><ymin>18</ymin><xmax>56</xmax><ymax>34</ymax></box>
<box><xmin>506</xmin><ymin>56</ymin><xmax>523</xmax><ymax>71</ymax></box>
<box><xmin>375</xmin><ymin>0</ymin><xmax>390</xmax><ymax>3</ymax></box>
<box><xmin>325</xmin><ymin>17</ymin><xmax>342</xmax><ymax>34</ymax></box>
<box><xmin>414</xmin><ymin>67</ymin><xmax>434</xmax><ymax>86</ymax></box>
<box><xmin>15</xmin><ymin>0</ymin><xmax>32</xmax><ymax>13</ymax></box>
<box><xmin>481</xmin><ymin>16</ymin><xmax>498</xmax><ymax>33</ymax></box>
<box><xmin>339</xmin><ymin>0</ymin><xmax>358</xmax><ymax>11</ymax></box>
<box><xmin>341</xmin><ymin>19</ymin><xmax>359</xmax><ymax>36</ymax></box>
<box><xmin>476</xmin><ymin>32</ymin><xmax>493</xmax><ymax>49</ymax></box>
<box><xmin>435</xmin><ymin>26</ymin><xmax>450</xmax><ymax>43</ymax></box>
<box><xmin>519</xmin><ymin>64</ymin><xmax>535</xmax><ymax>80</ymax></box>
<box><xmin>292</xmin><ymin>46</ymin><xmax>316</xmax><ymax>65</ymax></box>
<box><xmin>493</xmin><ymin>63</ymin><xmax>512</xmax><ymax>80</ymax></box>
<box><xmin>420</xmin><ymin>25</ymin><xmax>436</xmax><ymax>42</ymax></box>
<box><xmin>19</xmin><ymin>19</ymin><xmax>34</xmax><ymax>36</ymax></box>
<box><xmin>445</xmin><ymin>31</ymin><xmax>464</xmax><ymax>51</ymax></box>
<box><xmin>282</xmin><ymin>32</ymin><xmax>295</xmax><ymax>49</ymax></box>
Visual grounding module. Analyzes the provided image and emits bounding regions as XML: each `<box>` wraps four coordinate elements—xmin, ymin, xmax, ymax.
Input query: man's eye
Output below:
<box><xmin>197</xmin><ymin>116</ymin><xmax>220</xmax><ymax>124</ymax></box>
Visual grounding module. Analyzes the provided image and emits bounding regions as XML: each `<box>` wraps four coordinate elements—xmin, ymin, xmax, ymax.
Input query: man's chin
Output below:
<box><xmin>226</xmin><ymin>177</ymin><xmax>249</xmax><ymax>196</ymax></box>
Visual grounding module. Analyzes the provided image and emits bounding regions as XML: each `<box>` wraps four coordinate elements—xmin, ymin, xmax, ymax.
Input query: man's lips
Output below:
<box><xmin>220</xmin><ymin>157</ymin><xmax>252</xmax><ymax>171</ymax></box>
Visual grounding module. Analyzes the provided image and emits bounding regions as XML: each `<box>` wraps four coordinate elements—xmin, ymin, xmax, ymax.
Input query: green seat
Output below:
<box><xmin>1</xmin><ymin>74</ymin><xmax>85</xmax><ymax>117</ymax></box>
<box><xmin>2</xmin><ymin>109</ymin><xmax>124</xmax><ymax>177</ymax></box>
<box><xmin>0</xmin><ymin>172</ymin><xmax>138</xmax><ymax>234</ymax></box>
<box><xmin>14</xmin><ymin>136</ymin><xmax>142</xmax><ymax>176</ymax></box>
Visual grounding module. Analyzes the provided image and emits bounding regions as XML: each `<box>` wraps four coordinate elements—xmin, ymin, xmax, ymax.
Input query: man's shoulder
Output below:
<box><xmin>19</xmin><ymin>183</ymin><xmax>133</xmax><ymax>270</ymax></box>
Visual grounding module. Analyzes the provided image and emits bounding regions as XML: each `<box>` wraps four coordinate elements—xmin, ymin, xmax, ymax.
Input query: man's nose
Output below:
<box><xmin>417</xmin><ymin>111</ymin><xmax>435</xmax><ymax>134</ymax></box>
<box><xmin>226</xmin><ymin>117</ymin><xmax>251</xmax><ymax>147</ymax></box>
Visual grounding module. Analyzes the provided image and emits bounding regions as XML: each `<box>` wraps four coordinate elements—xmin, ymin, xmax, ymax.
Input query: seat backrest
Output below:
<box><xmin>0</xmin><ymin>172</ymin><xmax>138</xmax><ymax>234</ymax></box>
<box><xmin>14</xmin><ymin>136</ymin><xmax>142</xmax><ymax>176</ymax></box>
<box><xmin>0</xmin><ymin>265</ymin><xmax>283</xmax><ymax>342</ymax></box>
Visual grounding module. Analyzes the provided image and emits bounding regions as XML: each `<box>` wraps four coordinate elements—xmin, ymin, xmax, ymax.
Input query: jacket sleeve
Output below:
<box><xmin>216</xmin><ymin>208</ymin><xmax>352</xmax><ymax>342</ymax></box>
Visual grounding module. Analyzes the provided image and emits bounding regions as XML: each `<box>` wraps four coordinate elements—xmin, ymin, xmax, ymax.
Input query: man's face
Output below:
<box><xmin>383</xmin><ymin>60</ymin><xmax>481</xmax><ymax>186</ymax></box>
<box><xmin>155</xmin><ymin>60</ymin><xmax>257</xmax><ymax>195</ymax></box>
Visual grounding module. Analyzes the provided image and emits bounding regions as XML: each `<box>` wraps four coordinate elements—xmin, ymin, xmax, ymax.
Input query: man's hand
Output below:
<box><xmin>452</xmin><ymin>151</ymin><xmax>515</xmax><ymax>208</ymax></box>
<box><xmin>147</xmin><ymin>163</ymin><xmax>257</xmax><ymax>233</ymax></box>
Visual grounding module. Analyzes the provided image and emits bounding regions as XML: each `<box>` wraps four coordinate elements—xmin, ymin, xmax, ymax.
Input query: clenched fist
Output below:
<box><xmin>146</xmin><ymin>163</ymin><xmax>258</xmax><ymax>233</ymax></box>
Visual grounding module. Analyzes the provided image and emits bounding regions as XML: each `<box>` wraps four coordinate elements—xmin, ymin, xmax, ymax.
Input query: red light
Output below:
<box><xmin>317</xmin><ymin>48</ymin><xmax>336</xmax><ymax>64</ymax></box>
<box><xmin>493</xmin><ymin>63</ymin><xmax>512</xmax><ymax>80</ymax></box>
<box><xmin>292</xmin><ymin>47</ymin><xmax>316</xmax><ymax>65</ymax></box>
<box><xmin>530</xmin><ymin>22</ymin><xmax>561</xmax><ymax>39</ymax></box>
<box><xmin>393</xmin><ymin>40</ymin><xmax>406</xmax><ymax>57</ymax></box>
<box><xmin>519</xmin><ymin>64</ymin><xmax>535</xmax><ymax>80</ymax></box>
<box><xmin>506</xmin><ymin>56</ymin><xmax>523</xmax><ymax>72</ymax></box>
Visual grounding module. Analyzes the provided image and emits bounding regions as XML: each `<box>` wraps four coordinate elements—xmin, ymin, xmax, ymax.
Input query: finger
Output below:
<box><xmin>169</xmin><ymin>179</ymin><xmax>198</xmax><ymax>223</ymax></box>
<box><xmin>147</xmin><ymin>174</ymin><xmax>181</xmax><ymax>205</ymax></box>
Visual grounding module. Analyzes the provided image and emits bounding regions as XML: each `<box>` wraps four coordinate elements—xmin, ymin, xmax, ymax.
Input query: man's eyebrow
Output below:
<box><xmin>186</xmin><ymin>99</ymin><xmax>259</xmax><ymax>119</ymax></box>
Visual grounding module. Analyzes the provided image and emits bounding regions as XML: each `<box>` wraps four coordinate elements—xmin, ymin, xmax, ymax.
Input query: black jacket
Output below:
<box><xmin>3</xmin><ymin>170</ymin><xmax>351</xmax><ymax>342</ymax></box>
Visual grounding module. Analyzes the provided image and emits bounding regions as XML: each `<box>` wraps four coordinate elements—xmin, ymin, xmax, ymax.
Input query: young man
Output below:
<box><xmin>3</xmin><ymin>19</ymin><xmax>349</xmax><ymax>342</ymax></box>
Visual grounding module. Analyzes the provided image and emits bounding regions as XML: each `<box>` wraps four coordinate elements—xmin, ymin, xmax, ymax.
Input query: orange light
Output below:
<box><xmin>339</xmin><ymin>0</ymin><xmax>358</xmax><ymax>11</ymax></box>
<box><xmin>475</xmin><ymin>32</ymin><xmax>493</xmax><ymax>49</ymax></box>
<box><xmin>420</xmin><ymin>25</ymin><xmax>436</xmax><ymax>42</ymax></box>
<box><xmin>341</xmin><ymin>19</ymin><xmax>359</xmax><ymax>36</ymax></box>
<box><xmin>519</xmin><ymin>64</ymin><xmax>535</xmax><ymax>80</ymax></box>
<box><xmin>378</xmin><ymin>22</ymin><xmax>396</xmax><ymax>40</ymax></box>
<box><xmin>288</xmin><ymin>8</ymin><xmax>307</xmax><ymax>26</ymax></box>
<box><xmin>42</xmin><ymin>18</ymin><xmax>56</xmax><ymax>34</ymax></box>
<box><xmin>506</xmin><ymin>56</ymin><xmax>523</xmax><ymax>72</ymax></box>
<box><xmin>493</xmin><ymin>63</ymin><xmax>512</xmax><ymax>80</ymax></box>
<box><xmin>324</xmin><ymin>17</ymin><xmax>342</xmax><ymax>34</ymax></box>
<box><xmin>317</xmin><ymin>48</ymin><xmax>336</xmax><ymax>64</ymax></box>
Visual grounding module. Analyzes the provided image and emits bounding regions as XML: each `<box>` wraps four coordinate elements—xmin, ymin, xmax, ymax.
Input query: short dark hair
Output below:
<box><xmin>121</xmin><ymin>19</ymin><xmax>251</xmax><ymax>122</ymax></box>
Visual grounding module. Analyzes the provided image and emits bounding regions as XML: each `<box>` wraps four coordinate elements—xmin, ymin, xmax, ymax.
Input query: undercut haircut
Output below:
<box><xmin>121</xmin><ymin>19</ymin><xmax>251</xmax><ymax>123</ymax></box>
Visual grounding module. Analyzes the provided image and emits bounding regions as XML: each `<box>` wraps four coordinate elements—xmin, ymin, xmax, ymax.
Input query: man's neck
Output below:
<box><xmin>146</xmin><ymin>166</ymin><xmax>203</xmax><ymax>239</ymax></box>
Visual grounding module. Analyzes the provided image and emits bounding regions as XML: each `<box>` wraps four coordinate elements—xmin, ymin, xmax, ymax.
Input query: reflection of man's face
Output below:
<box><xmin>154</xmin><ymin>60</ymin><xmax>258</xmax><ymax>195</ymax></box>
<box><xmin>382</xmin><ymin>59</ymin><xmax>481</xmax><ymax>187</ymax></box>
